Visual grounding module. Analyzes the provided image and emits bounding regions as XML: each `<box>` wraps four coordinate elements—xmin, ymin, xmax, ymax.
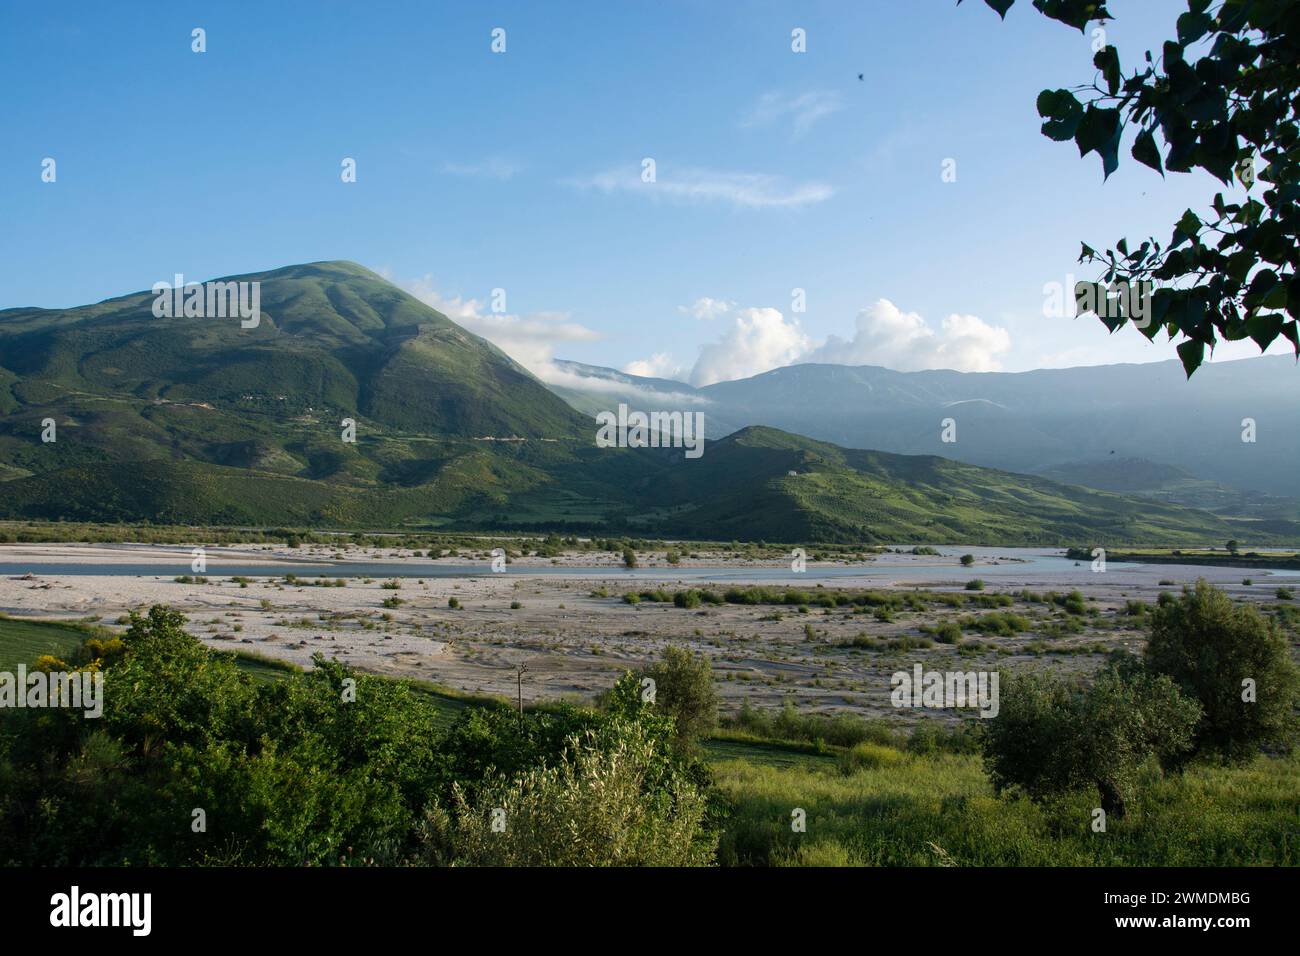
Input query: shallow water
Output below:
<box><xmin>2</xmin><ymin>545</ymin><xmax>1294</xmax><ymax>583</ymax></box>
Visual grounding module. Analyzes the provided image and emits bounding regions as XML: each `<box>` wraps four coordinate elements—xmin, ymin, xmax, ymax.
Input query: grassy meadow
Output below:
<box><xmin>715</xmin><ymin>749</ymin><xmax>1300</xmax><ymax>867</ymax></box>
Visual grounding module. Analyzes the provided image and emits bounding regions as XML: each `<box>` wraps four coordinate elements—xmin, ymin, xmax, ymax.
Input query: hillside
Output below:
<box><xmin>1034</xmin><ymin>456</ymin><xmax>1300</xmax><ymax>532</ymax></box>
<box><xmin>0</xmin><ymin>260</ymin><xmax>587</xmax><ymax>463</ymax></box>
<box><xmin>0</xmin><ymin>262</ymin><xmax>1283</xmax><ymax>545</ymax></box>
<box><xmin>636</xmin><ymin>427</ymin><xmax>1260</xmax><ymax>545</ymax></box>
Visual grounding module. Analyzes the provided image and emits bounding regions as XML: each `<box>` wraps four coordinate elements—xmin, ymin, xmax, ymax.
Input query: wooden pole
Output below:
<box><xmin>516</xmin><ymin>664</ymin><xmax>527</xmax><ymax>720</ymax></box>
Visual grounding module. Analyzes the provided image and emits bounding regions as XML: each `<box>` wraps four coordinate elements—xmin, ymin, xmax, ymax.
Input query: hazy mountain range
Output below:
<box><xmin>0</xmin><ymin>260</ymin><xmax>1294</xmax><ymax>544</ymax></box>
<box><xmin>551</xmin><ymin>355</ymin><xmax>1300</xmax><ymax>503</ymax></box>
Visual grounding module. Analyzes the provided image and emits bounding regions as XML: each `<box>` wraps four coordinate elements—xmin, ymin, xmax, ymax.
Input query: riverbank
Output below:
<box><xmin>3</xmin><ymin>543</ymin><xmax>1296</xmax><ymax>717</ymax></box>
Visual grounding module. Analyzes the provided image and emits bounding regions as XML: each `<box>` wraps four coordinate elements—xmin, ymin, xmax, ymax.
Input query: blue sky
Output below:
<box><xmin>0</xmin><ymin>0</ymin><xmax>1281</xmax><ymax>386</ymax></box>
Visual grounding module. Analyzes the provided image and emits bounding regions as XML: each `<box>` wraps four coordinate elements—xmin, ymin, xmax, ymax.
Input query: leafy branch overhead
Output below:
<box><xmin>961</xmin><ymin>0</ymin><xmax>1300</xmax><ymax>376</ymax></box>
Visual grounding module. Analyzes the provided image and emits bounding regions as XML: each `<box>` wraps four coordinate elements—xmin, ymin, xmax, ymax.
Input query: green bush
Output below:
<box><xmin>933</xmin><ymin>620</ymin><xmax>963</xmax><ymax>644</ymax></box>
<box><xmin>0</xmin><ymin>605</ymin><xmax>722</xmax><ymax>867</ymax></box>
<box><xmin>423</xmin><ymin>720</ymin><xmax>715</xmax><ymax>866</ymax></box>
<box><xmin>982</xmin><ymin>666</ymin><xmax>1200</xmax><ymax>817</ymax></box>
<box><xmin>966</xmin><ymin>612</ymin><xmax>1030</xmax><ymax>636</ymax></box>
<box><xmin>640</xmin><ymin>646</ymin><xmax>718</xmax><ymax>750</ymax></box>
<box><xmin>673</xmin><ymin>589</ymin><xmax>702</xmax><ymax>609</ymax></box>
<box><xmin>1146</xmin><ymin>580</ymin><xmax>1299</xmax><ymax>764</ymax></box>
<box><xmin>905</xmin><ymin>720</ymin><xmax>981</xmax><ymax>756</ymax></box>
<box><xmin>0</xmin><ymin>606</ymin><xmax>445</xmax><ymax>865</ymax></box>
<box><xmin>1058</xmin><ymin>590</ymin><xmax>1087</xmax><ymax>616</ymax></box>
<box><xmin>837</xmin><ymin>741</ymin><xmax>906</xmax><ymax>774</ymax></box>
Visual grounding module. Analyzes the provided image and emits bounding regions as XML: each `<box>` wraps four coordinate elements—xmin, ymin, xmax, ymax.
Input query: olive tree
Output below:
<box><xmin>1145</xmin><ymin>579</ymin><xmax>1299</xmax><ymax>762</ymax></box>
<box><xmin>982</xmin><ymin>666</ymin><xmax>1200</xmax><ymax>816</ymax></box>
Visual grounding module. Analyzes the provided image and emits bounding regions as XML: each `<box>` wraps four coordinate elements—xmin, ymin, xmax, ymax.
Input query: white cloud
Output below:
<box><xmin>570</xmin><ymin>165</ymin><xmax>833</xmax><ymax>209</ymax></box>
<box><xmin>678</xmin><ymin>297</ymin><xmax>734</xmax><ymax>321</ymax></box>
<box><xmin>741</xmin><ymin>90</ymin><xmax>844</xmax><ymax>138</ymax></box>
<box><xmin>622</xmin><ymin>353</ymin><xmax>686</xmax><ymax>380</ymax></box>
<box><xmin>441</xmin><ymin>157</ymin><xmax>521</xmax><ymax>180</ymax></box>
<box><xmin>689</xmin><ymin>307</ymin><xmax>812</xmax><ymax>386</ymax></box>
<box><xmin>383</xmin><ymin>265</ymin><xmax>1013</xmax><ymax>389</ymax></box>
<box><xmin>548</xmin><ymin>360</ymin><xmax>707</xmax><ymax>405</ymax></box>
<box><xmin>807</xmin><ymin>299</ymin><xmax>1011</xmax><ymax>373</ymax></box>
<box><xmin>394</xmin><ymin>274</ymin><xmax>484</xmax><ymax>321</ymax></box>
<box><xmin>392</xmin><ymin>274</ymin><xmax>601</xmax><ymax>383</ymax></box>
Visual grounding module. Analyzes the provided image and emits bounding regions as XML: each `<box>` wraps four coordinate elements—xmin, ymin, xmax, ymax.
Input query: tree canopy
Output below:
<box><xmin>964</xmin><ymin>0</ymin><xmax>1300</xmax><ymax>376</ymax></box>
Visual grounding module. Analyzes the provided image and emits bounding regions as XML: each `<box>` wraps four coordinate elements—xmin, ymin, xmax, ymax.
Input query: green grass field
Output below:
<box><xmin>702</xmin><ymin>733</ymin><xmax>838</xmax><ymax>770</ymax></box>
<box><xmin>0</xmin><ymin>617</ymin><xmax>89</xmax><ymax>671</ymax></box>
<box><xmin>714</xmin><ymin>747</ymin><xmax>1300</xmax><ymax>866</ymax></box>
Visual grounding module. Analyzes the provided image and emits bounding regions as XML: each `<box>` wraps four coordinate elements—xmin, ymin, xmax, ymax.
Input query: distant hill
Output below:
<box><xmin>548</xmin><ymin>356</ymin><xmax>1300</xmax><ymax>498</ymax></box>
<box><xmin>638</xmin><ymin>427</ymin><xmax>1262</xmax><ymax>545</ymax></box>
<box><xmin>1034</xmin><ymin>456</ymin><xmax>1300</xmax><ymax>532</ymax></box>
<box><xmin>1036</xmin><ymin>457</ymin><xmax>1197</xmax><ymax>493</ymax></box>
<box><xmin>0</xmin><ymin>262</ymin><xmax>1286</xmax><ymax>545</ymax></box>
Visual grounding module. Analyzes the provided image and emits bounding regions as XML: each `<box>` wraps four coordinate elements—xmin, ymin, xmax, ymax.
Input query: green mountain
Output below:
<box><xmin>0</xmin><ymin>261</ymin><xmax>1284</xmax><ymax>545</ymax></box>
<box><xmin>0</xmin><ymin>260</ymin><xmax>585</xmax><ymax>457</ymax></box>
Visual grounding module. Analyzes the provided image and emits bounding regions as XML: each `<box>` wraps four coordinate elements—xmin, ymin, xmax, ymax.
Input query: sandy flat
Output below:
<box><xmin>1</xmin><ymin>543</ymin><xmax>1292</xmax><ymax>720</ymax></box>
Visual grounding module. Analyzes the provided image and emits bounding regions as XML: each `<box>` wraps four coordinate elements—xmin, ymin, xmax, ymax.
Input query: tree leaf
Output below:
<box><xmin>1032</xmin><ymin>0</ymin><xmax>1111</xmax><ymax>32</ymax></box>
<box><xmin>1038</xmin><ymin>88</ymin><xmax>1082</xmax><ymax>141</ymax></box>
<box><xmin>1175</xmin><ymin>11</ymin><xmax>1213</xmax><ymax>46</ymax></box>
<box><xmin>1246</xmin><ymin>313</ymin><xmax>1284</xmax><ymax>351</ymax></box>
<box><xmin>1075</xmin><ymin>105</ymin><xmax>1121</xmax><ymax>160</ymax></box>
<box><xmin>1131</xmin><ymin>128</ymin><xmax>1164</xmax><ymax>174</ymax></box>
<box><xmin>1176</xmin><ymin>338</ymin><xmax>1205</xmax><ymax>377</ymax></box>
<box><xmin>1094</xmin><ymin>46</ymin><xmax>1121</xmax><ymax>96</ymax></box>
<box><xmin>1176</xmin><ymin>209</ymin><xmax>1202</xmax><ymax>240</ymax></box>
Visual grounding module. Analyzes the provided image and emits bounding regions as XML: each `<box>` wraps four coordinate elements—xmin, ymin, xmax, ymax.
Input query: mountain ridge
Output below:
<box><xmin>1</xmin><ymin>261</ymin><xmax>1290</xmax><ymax>545</ymax></box>
<box><xmin>549</xmin><ymin>354</ymin><xmax>1300</xmax><ymax>499</ymax></box>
